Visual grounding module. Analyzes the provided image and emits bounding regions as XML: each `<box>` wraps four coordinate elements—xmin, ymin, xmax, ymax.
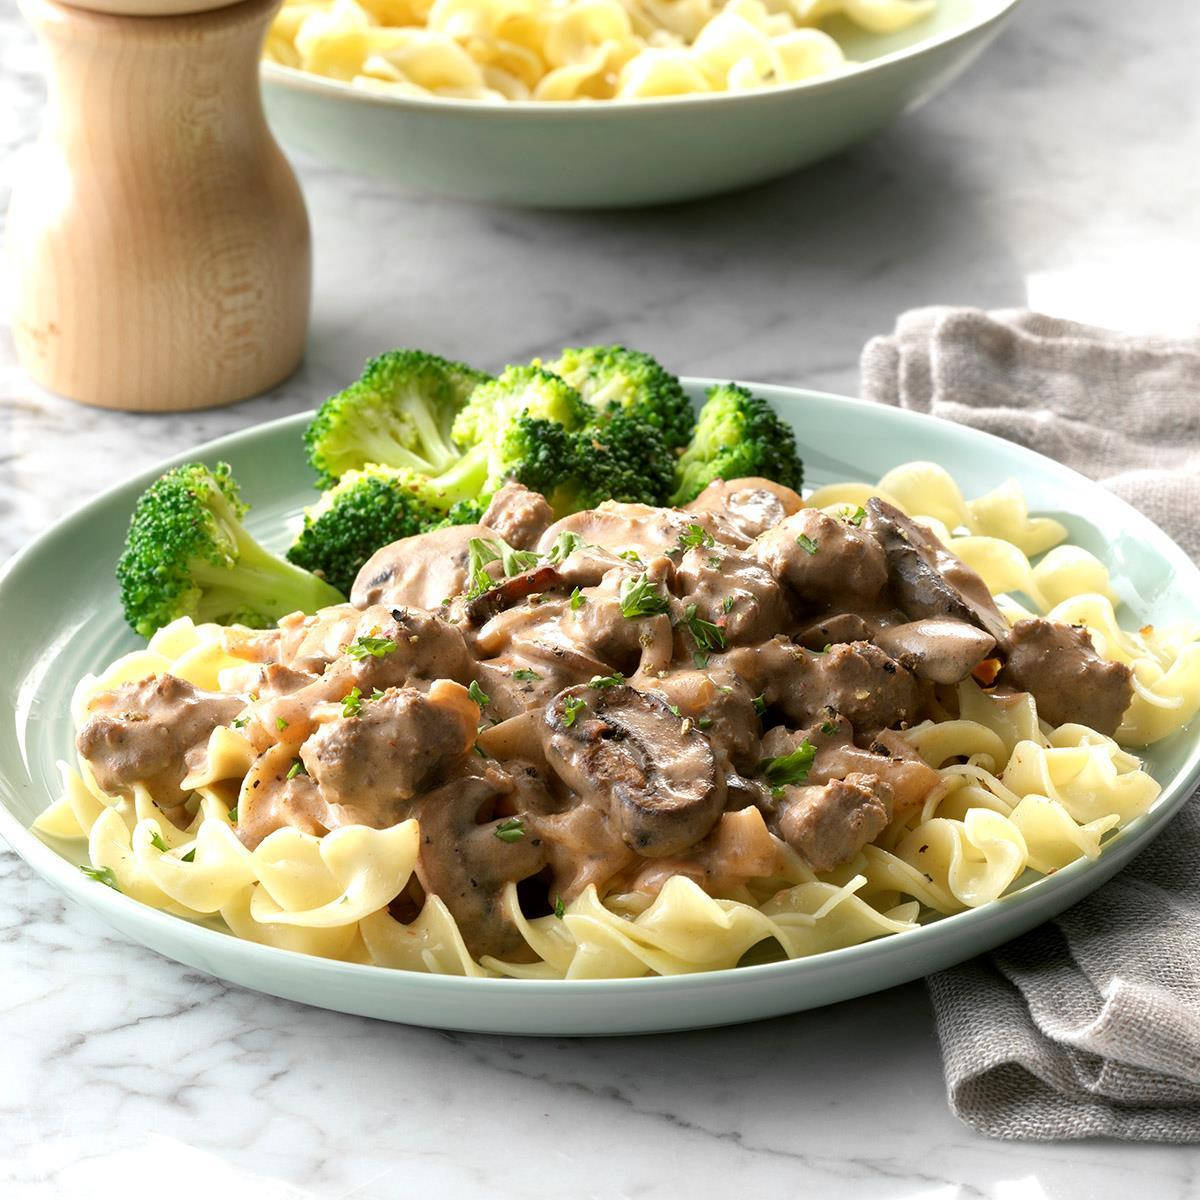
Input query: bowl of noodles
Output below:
<box><xmin>259</xmin><ymin>0</ymin><xmax>1023</xmax><ymax>206</ymax></box>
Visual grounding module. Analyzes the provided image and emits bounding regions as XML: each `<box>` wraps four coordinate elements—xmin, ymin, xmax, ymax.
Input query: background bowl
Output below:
<box><xmin>1</xmin><ymin>382</ymin><xmax>1198</xmax><ymax>1036</ymax></box>
<box><xmin>260</xmin><ymin>0</ymin><xmax>1022</xmax><ymax>208</ymax></box>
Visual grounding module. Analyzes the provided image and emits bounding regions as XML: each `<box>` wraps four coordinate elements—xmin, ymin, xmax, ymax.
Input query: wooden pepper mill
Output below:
<box><xmin>8</xmin><ymin>0</ymin><xmax>311</xmax><ymax>412</ymax></box>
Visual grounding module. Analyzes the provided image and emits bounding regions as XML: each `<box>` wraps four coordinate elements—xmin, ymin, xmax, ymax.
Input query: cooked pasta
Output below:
<box><xmin>263</xmin><ymin>0</ymin><xmax>936</xmax><ymax>102</ymax></box>
<box><xmin>36</xmin><ymin>459</ymin><xmax>1197</xmax><ymax>979</ymax></box>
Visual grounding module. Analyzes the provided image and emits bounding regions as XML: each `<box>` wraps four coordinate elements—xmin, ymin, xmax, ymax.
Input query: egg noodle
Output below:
<box><xmin>36</xmin><ymin>462</ymin><xmax>1200</xmax><ymax>979</ymax></box>
<box><xmin>264</xmin><ymin>0</ymin><xmax>936</xmax><ymax>103</ymax></box>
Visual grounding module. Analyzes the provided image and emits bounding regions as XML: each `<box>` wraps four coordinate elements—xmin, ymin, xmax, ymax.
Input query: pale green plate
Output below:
<box><xmin>261</xmin><ymin>0</ymin><xmax>1023</xmax><ymax>207</ymax></box>
<box><xmin>1</xmin><ymin>383</ymin><xmax>1197</xmax><ymax>1035</ymax></box>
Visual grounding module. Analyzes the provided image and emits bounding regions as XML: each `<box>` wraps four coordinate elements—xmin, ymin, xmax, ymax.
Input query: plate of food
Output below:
<box><xmin>2</xmin><ymin>345</ymin><xmax>1198</xmax><ymax>1036</ymax></box>
<box><xmin>259</xmin><ymin>0</ymin><xmax>1023</xmax><ymax>206</ymax></box>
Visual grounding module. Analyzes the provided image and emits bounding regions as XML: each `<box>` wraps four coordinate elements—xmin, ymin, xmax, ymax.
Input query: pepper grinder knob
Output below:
<box><xmin>8</xmin><ymin>0</ymin><xmax>311</xmax><ymax>412</ymax></box>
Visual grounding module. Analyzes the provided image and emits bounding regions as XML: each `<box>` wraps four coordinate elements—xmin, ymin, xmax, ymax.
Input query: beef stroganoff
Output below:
<box><xmin>38</xmin><ymin>462</ymin><xmax>1200</xmax><ymax>979</ymax></box>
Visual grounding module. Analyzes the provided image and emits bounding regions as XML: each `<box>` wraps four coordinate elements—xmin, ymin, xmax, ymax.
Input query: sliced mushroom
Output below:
<box><xmin>464</xmin><ymin>565</ymin><xmax>564</xmax><ymax>626</ymax></box>
<box><xmin>683</xmin><ymin>476</ymin><xmax>804</xmax><ymax>541</ymax></box>
<box><xmin>873</xmin><ymin>618</ymin><xmax>996</xmax><ymax>684</ymax></box>
<box><xmin>863</xmin><ymin>498</ymin><xmax>1009</xmax><ymax>642</ymax></box>
<box><xmin>541</xmin><ymin>684</ymin><xmax>726</xmax><ymax>858</ymax></box>
<box><xmin>412</xmin><ymin>770</ymin><xmax>549</xmax><ymax>959</ymax></box>
<box><xmin>351</xmin><ymin>523</ymin><xmax>492</xmax><ymax>610</ymax></box>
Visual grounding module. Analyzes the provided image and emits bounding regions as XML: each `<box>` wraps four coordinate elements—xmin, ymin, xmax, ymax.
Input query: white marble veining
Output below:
<box><xmin>3</xmin><ymin>0</ymin><xmax>1200</xmax><ymax>1194</ymax></box>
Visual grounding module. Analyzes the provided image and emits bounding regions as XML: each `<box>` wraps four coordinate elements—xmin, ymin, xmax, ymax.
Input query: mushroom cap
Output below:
<box><xmin>541</xmin><ymin>684</ymin><xmax>727</xmax><ymax>858</ymax></box>
<box><xmin>864</xmin><ymin>499</ymin><xmax>1009</xmax><ymax>642</ymax></box>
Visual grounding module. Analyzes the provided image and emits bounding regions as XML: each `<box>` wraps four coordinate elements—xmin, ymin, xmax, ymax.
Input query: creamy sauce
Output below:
<box><xmin>76</xmin><ymin>479</ymin><xmax>1132</xmax><ymax>957</ymax></box>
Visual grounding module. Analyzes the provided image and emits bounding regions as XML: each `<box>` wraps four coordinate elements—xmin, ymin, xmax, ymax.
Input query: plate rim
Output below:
<box><xmin>2</xmin><ymin>378</ymin><xmax>1198</xmax><ymax>1001</ymax></box>
<box><xmin>259</xmin><ymin>0</ymin><xmax>1023</xmax><ymax>116</ymax></box>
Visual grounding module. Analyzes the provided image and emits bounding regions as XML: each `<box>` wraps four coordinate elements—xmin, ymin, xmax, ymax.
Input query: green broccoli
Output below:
<box><xmin>551</xmin><ymin>411</ymin><xmax>674</xmax><ymax>513</ymax></box>
<box><xmin>540</xmin><ymin>345</ymin><xmax>694</xmax><ymax>450</ymax></box>
<box><xmin>411</xmin><ymin>412</ymin><xmax>576</xmax><ymax>511</ymax></box>
<box><xmin>117</xmin><ymin>462</ymin><xmax>345</xmax><ymax>639</ymax></box>
<box><xmin>287</xmin><ymin>466</ymin><xmax>446</xmax><ymax>596</ymax></box>
<box><xmin>670</xmin><ymin>382</ymin><xmax>803</xmax><ymax>505</ymax></box>
<box><xmin>304</xmin><ymin>349</ymin><xmax>489</xmax><ymax>487</ymax></box>
<box><xmin>450</xmin><ymin>364</ymin><xmax>589</xmax><ymax>449</ymax></box>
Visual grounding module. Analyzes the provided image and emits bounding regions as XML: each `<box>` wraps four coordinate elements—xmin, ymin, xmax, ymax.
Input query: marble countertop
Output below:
<box><xmin>3</xmin><ymin>0</ymin><xmax>1200</xmax><ymax>1194</ymax></box>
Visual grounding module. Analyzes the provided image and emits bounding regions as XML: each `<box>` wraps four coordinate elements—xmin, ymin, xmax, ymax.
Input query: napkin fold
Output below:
<box><xmin>861</xmin><ymin>306</ymin><xmax>1200</xmax><ymax>1142</ymax></box>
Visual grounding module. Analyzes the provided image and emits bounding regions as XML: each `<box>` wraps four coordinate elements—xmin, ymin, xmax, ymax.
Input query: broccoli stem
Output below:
<box><xmin>191</xmin><ymin>517</ymin><xmax>344</xmax><ymax>623</ymax></box>
<box><xmin>419</xmin><ymin>443</ymin><xmax>491</xmax><ymax>509</ymax></box>
<box><xmin>398</xmin><ymin>390</ymin><xmax>461</xmax><ymax>473</ymax></box>
<box><xmin>355</xmin><ymin>427</ymin><xmax>446</xmax><ymax>476</ymax></box>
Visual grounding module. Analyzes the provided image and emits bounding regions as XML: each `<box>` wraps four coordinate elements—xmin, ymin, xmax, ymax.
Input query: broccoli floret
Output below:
<box><xmin>287</xmin><ymin>466</ymin><xmax>447</xmax><ymax>596</ymax></box>
<box><xmin>551</xmin><ymin>412</ymin><xmax>674</xmax><ymax>513</ymax></box>
<box><xmin>670</xmin><ymin>383</ymin><xmax>803</xmax><ymax>505</ymax></box>
<box><xmin>437</xmin><ymin>499</ymin><xmax>488</xmax><ymax>527</ymax></box>
<box><xmin>411</xmin><ymin>412</ymin><xmax>576</xmax><ymax>510</ymax></box>
<box><xmin>117</xmin><ymin>462</ymin><xmax>345</xmax><ymax>638</ymax></box>
<box><xmin>304</xmin><ymin>349</ymin><xmax>489</xmax><ymax>486</ymax></box>
<box><xmin>451</xmin><ymin>364</ymin><xmax>589</xmax><ymax>449</ymax></box>
<box><xmin>540</xmin><ymin>345</ymin><xmax>694</xmax><ymax>450</ymax></box>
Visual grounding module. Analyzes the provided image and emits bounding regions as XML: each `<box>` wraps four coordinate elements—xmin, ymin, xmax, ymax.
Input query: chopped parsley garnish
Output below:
<box><xmin>228</xmin><ymin>806</ymin><xmax>238</xmax><ymax>823</ymax></box>
<box><xmin>569</xmin><ymin>587</ymin><xmax>586</xmax><ymax>611</ymax></box>
<box><xmin>554</xmin><ymin>894</ymin><xmax>565</xmax><ymax>919</ymax></box>
<box><xmin>544</xmin><ymin>531</ymin><xmax>583</xmax><ymax>564</ymax></box>
<box><xmin>341</xmin><ymin>687</ymin><xmax>363</xmax><ymax>718</ymax></box>
<box><xmin>465</xmin><ymin>536</ymin><xmax>542</xmax><ymax>600</ymax></box>
<box><xmin>494</xmin><ymin>817</ymin><xmax>525</xmax><ymax>843</ymax></box>
<box><xmin>693</xmin><ymin>651</ymin><xmax>710</xmax><ymax>669</ymax></box>
<box><xmin>722</xmin><ymin>596</ymin><xmax>734</xmax><ymax>613</ymax></box>
<box><xmin>706</xmin><ymin>555</ymin><xmax>723</xmax><ymax>569</ymax></box>
<box><xmin>181</xmin><ymin>849</ymin><xmax>196</xmax><ymax>864</ymax></box>
<box><xmin>846</xmin><ymin>505</ymin><xmax>867</xmax><ymax>527</ymax></box>
<box><xmin>760</xmin><ymin>740</ymin><xmax>816</xmax><ymax>793</ymax></box>
<box><xmin>619</xmin><ymin>573</ymin><xmax>669</xmax><ymax>619</ymax></box>
<box><xmin>677</xmin><ymin>524</ymin><xmax>715</xmax><ymax>551</ymax></box>
<box><xmin>149</xmin><ymin>832</ymin><xmax>170</xmax><ymax>852</ymax></box>
<box><xmin>588</xmin><ymin>672</ymin><xmax>625</xmax><ymax>689</ymax></box>
<box><xmin>683</xmin><ymin>603</ymin><xmax>726</xmax><ymax>653</ymax></box>
<box><xmin>795</xmin><ymin>534</ymin><xmax>819</xmax><ymax>556</ymax></box>
<box><xmin>752</xmin><ymin>693</ymin><xmax>767</xmax><ymax>717</ymax></box>
<box><xmin>820</xmin><ymin>719</ymin><xmax>837</xmax><ymax>734</ymax></box>
<box><xmin>562</xmin><ymin>695</ymin><xmax>588</xmax><ymax>727</ymax></box>
<box><xmin>467</xmin><ymin>680</ymin><xmax>491</xmax><ymax>707</ymax></box>
<box><xmin>286</xmin><ymin>758</ymin><xmax>307</xmax><ymax>780</ymax></box>
<box><xmin>275</xmin><ymin>716</ymin><xmax>288</xmax><ymax>731</ymax></box>
<box><xmin>512</xmin><ymin>668</ymin><xmax>543</xmax><ymax>682</ymax></box>
<box><xmin>667</xmin><ymin>703</ymin><xmax>682</xmax><ymax>717</ymax></box>
<box><xmin>370</xmin><ymin>688</ymin><xmax>386</xmax><ymax>701</ymax></box>
<box><xmin>697</xmin><ymin>716</ymin><xmax>713</xmax><ymax>730</ymax></box>
<box><xmin>79</xmin><ymin>864</ymin><xmax>120</xmax><ymax>890</ymax></box>
<box><xmin>346</xmin><ymin>635</ymin><xmax>396</xmax><ymax>660</ymax></box>
<box><xmin>618</xmin><ymin>549</ymin><xmax>643</xmax><ymax>564</ymax></box>
<box><xmin>231</xmin><ymin>716</ymin><xmax>249</xmax><ymax>729</ymax></box>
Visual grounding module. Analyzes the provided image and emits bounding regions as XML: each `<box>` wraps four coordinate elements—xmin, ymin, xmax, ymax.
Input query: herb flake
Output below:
<box><xmin>619</xmin><ymin>573</ymin><xmax>669</xmax><ymax>620</ymax></box>
<box><xmin>494</xmin><ymin>817</ymin><xmax>525</xmax><ymax>843</ymax></box>
<box><xmin>79</xmin><ymin>864</ymin><xmax>120</xmax><ymax>890</ymax></box>
<box><xmin>347</xmin><ymin>634</ymin><xmax>397</xmax><ymax>660</ymax></box>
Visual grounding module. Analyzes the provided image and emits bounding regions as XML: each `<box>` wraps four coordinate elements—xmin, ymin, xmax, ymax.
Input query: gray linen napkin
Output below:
<box><xmin>860</xmin><ymin>306</ymin><xmax>1200</xmax><ymax>1141</ymax></box>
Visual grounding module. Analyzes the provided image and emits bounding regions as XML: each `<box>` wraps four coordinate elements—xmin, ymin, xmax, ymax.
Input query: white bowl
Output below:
<box><xmin>260</xmin><ymin>0</ymin><xmax>1023</xmax><ymax>207</ymax></box>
